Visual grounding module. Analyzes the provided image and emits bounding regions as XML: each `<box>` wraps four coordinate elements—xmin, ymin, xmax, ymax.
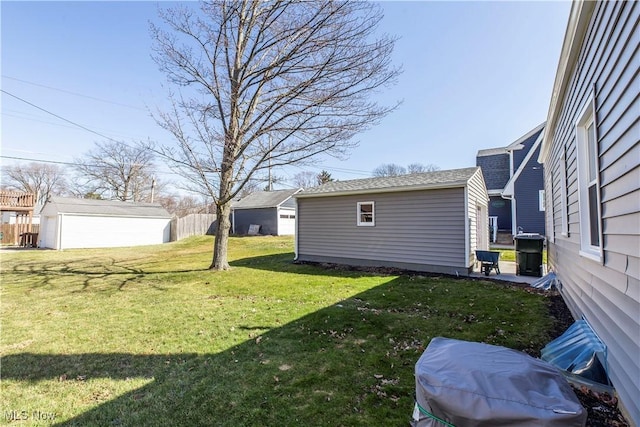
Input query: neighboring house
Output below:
<box><xmin>539</xmin><ymin>1</ymin><xmax>639</xmax><ymax>424</ymax></box>
<box><xmin>294</xmin><ymin>167</ymin><xmax>489</xmax><ymax>275</ymax></box>
<box><xmin>39</xmin><ymin>197</ymin><xmax>172</xmax><ymax>250</ymax></box>
<box><xmin>231</xmin><ymin>189</ymin><xmax>301</xmax><ymax>236</ymax></box>
<box><xmin>476</xmin><ymin>123</ymin><xmax>546</xmax><ymax>241</ymax></box>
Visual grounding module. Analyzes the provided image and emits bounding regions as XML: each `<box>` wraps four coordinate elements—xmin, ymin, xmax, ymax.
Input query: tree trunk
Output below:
<box><xmin>210</xmin><ymin>201</ymin><xmax>232</xmax><ymax>270</ymax></box>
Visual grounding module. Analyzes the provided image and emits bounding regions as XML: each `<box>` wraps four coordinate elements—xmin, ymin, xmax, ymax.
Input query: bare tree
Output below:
<box><xmin>292</xmin><ymin>171</ymin><xmax>317</xmax><ymax>189</ymax></box>
<box><xmin>372</xmin><ymin>163</ymin><xmax>407</xmax><ymax>177</ymax></box>
<box><xmin>150</xmin><ymin>0</ymin><xmax>400</xmax><ymax>270</ymax></box>
<box><xmin>74</xmin><ymin>141</ymin><xmax>157</xmax><ymax>202</ymax></box>
<box><xmin>156</xmin><ymin>193</ymin><xmax>206</xmax><ymax>217</ymax></box>
<box><xmin>373</xmin><ymin>162</ymin><xmax>440</xmax><ymax>177</ymax></box>
<box><xmin>407</xmin><ymin>163</ymin><xmax>440</xmax><ymax>174</ymax></box>
<box><xmin>2</xmin><ymin>162</ymin><xmax>67</xmax><ymax>204</ymax></box>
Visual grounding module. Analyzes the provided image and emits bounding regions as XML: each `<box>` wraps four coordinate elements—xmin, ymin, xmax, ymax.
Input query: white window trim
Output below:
<box><xmin>357</xmin><ymin>201</ymin><xmax>375</xmax><ymax>226</ymax></box>
<box><xmin>575</xmin><ymin>95</ymin><xmax>603</xmax><ymax>262</ymax></box>
<box><xmin>539</xmin><ymin>190</ymin><xmax>546</xmax><ymax>211</ymax></box>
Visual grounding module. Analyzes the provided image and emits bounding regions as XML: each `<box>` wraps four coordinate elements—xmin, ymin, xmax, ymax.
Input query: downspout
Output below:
<box><xmin>503</xmin><ymin>147</ymin><xmax>517</xmax><ymax>236</ymax></box>
<box><xmin>503</xmin><ymin>194</ymin><xmax>517</xmax><ymax>236</ymax></box>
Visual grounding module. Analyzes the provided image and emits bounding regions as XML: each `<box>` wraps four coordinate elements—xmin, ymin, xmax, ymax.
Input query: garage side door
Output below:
<box><xmin>277</xmin><ymin>209</ymin><xmax>296</xmax><ymax>235</ymax></box>
<box><xmin>42</xmin><ymin>216</ymin><xmax>58</xmax><ymax>249</ymax></box>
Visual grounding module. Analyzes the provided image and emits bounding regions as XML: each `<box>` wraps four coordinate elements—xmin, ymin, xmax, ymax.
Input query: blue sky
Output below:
<box><xmin>1</xmin><ymin>1</ymin><xmax>571</xmax><ymax>188</ymax></box>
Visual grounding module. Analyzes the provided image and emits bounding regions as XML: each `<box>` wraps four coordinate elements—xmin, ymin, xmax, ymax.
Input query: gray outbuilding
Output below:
<box><xmin>231</xmin><ymin>189</ymin><xmax>301</xmax><ymax>236</ymax></box>
<box><xmin>294</xmin><ymin>167</ymin><xmax>489</xmax><ymax>275</ymax></box>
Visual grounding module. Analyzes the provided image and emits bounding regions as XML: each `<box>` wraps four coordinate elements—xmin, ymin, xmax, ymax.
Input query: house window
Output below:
<box><xmin>576</xmin><ymin>97</ymin><xmax>602</xmax><ymax>260</ymax></box>
<box><xmin>357</xmin><ymin>201</ymin><xmax>375</xmax><ymax>226</ymax></box>
<box><xmin>539</xmin><ymin>190</ymin><xmax>545</xmax><ymax>211</ymax></box>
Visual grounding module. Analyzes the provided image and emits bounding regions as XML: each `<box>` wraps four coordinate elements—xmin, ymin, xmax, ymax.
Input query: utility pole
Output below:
<box><xmin>150</xmin><ymin>177</ymin><xmax>156</xmax><ymax>203</ymax></box>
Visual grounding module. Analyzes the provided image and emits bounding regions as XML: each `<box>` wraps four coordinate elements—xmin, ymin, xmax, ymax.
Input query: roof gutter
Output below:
<box><xmin>539</xmin><ymin>0</ymin><xmax>596</xmax><ymax>163</ymax></box>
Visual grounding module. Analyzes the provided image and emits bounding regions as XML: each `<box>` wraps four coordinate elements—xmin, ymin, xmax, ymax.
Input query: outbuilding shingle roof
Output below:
<box><xmin>232</xmin><ymin>189</ymin><xmax>301</xmax><ymax>209</ymax></box>
<box><xmin>296</xmin><ymin>167</ymin><xmax>480</xmax><ymax>198</ymax></box>
<box><xmin>41</xmin><ymin>197</ymin><xmax>171</xmax><ymax>217</ymax></box>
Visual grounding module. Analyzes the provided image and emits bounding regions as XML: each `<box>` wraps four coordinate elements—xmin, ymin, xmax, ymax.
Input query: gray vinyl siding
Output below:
<box><xmin>467</xmin><ymin>169</ymin><xmax>490</xmax><ymax>258</ymax></box>
<box><xmin>233</xmin><ymin>208</ymin><xmax>277</xmax><ymax>235</ymax></box>
<box><xmin>544</xmin><ymin>1</ymin><xmax>639</xmax><ymax>423</ymax></box>
<box><xmin>297</xmin><ymin>188</ymin><xmax>469</xmax><ymax>274</ymax></box>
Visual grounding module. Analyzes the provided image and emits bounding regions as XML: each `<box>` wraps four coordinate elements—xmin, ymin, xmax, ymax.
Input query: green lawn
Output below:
<box><xmin>1</xmin><ymin>236</ymin><xmax>555</xmax><ymax>426</ymax></box>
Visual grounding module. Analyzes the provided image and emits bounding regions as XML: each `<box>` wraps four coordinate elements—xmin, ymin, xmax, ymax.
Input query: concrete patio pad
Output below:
<box><xmin>470</xmin><ymin>260</ymin><xmax>544</xmax><ymax>285</ymax></box>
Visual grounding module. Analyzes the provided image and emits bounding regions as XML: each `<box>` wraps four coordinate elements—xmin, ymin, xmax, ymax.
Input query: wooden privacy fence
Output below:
<box><xmin>1</xmin><ymin>224</ymin><xmax>40</xmax><ymax>245</ymax></box>
<box><xmin>171</xmin><ymin>214</ymin><xmax>217</xmax><ymax>241</ymax></box>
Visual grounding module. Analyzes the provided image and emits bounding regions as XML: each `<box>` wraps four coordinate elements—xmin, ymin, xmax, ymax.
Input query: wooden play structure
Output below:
<box><xmin>0</xmin><ymin>191</ymin><xmax>37</xmax><ymax>246</ymax></box>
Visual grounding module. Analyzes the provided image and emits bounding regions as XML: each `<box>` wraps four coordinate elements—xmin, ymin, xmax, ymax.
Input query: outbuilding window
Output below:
<box><xmin>357</xmin><ymin>202</ymin><xmax>375</xmax><ymax>226</ymax></box>
<box><xmin>575</xmin><ymin>96</ymin><xmax>602</xmax><ymax>261</ymax></box>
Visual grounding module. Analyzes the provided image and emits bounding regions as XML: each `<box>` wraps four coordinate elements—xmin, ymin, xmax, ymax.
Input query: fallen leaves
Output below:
<box><xmin>368</xmin><ymin>374</ymin><xmax>401</xmax><ymax>404</ymax></box>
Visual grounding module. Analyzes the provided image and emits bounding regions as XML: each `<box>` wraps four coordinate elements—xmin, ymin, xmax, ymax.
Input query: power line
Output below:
<box><xmin>0</xmin><ymin>155</ymin><xmax>182</xmax><ymax>178</ymax></box>
<box><xmin>1</xmin><ymin>89</ymin><xmax>124</xmax><ymax>144</ymax></box>
<box><xmin>0</xmin><ymin>155</ymin><xmax>77</xmax><ymax>167</ymax></box>
<box><xmin>1</xmin><ymin>89</ymin><xmax>378</xmax><ymax>182</ymax></box>
<box><xmin>2</xmin><ymin>110</ymin><xmax>90</xmax><ymax>131</ymax></box>
<box><xmin>2</xmin><ymin>75</ymin><xmax>147</xmax><ymax>111</ymax></box>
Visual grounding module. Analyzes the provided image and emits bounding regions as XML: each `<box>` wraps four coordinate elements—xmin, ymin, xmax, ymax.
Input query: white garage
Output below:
<box><xmin>38</xmin><ymin>197</ymin><xmax>172</xmax><ymax>250</ymax></box>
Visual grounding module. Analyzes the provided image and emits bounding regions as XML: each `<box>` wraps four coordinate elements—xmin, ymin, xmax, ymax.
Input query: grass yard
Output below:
<box><xmin>1</xmin><ymin>236</ymin><xmax>556</xmax><ymax>426</ymax></box>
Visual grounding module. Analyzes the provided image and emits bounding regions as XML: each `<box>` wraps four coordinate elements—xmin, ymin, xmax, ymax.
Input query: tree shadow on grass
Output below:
<box><xmin>2</xmin><ymin>274</ymin><xmax>555</xmax><ymax>426</ymax></box>
<box><xmin>5</xmin><ymin>258</ymin><xmax>211</xmax><ymax>292</ymax></box>
<box><xmin>1</xmin><ymin>276</ymin><xmax>481</xmax><ymax>427</ymax></box>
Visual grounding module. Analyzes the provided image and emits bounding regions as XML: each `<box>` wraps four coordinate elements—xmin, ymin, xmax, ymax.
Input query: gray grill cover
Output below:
<box><xmin>413</xmin><ymin>337</ymin><xmax>586</xmax><ymax>426</ymax></box>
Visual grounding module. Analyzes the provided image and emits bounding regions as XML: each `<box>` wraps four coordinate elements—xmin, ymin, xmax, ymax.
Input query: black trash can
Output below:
<box><xmin>514</xmin><ymin>233</ymin><xmax>544</xmax><ymax>277</ymax></box>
